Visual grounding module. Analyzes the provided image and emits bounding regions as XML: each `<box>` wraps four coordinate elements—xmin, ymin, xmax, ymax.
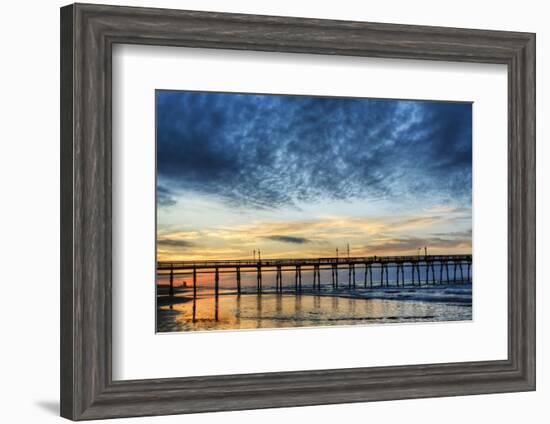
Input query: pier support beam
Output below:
<box><xmin>315</xmin><ymin>265</ymin><xmax>321</xmax><ymax>290</ymax></box>
<box><xmin>396</xmin><ymin>264</ymin><xmax>400</xmax><ymax>287</ymax></box>
<box><xmin>317</xmin><ymin>265</ymin><xmax>320</xmax><ymax>289</ymax></box>
<box><xmin>453</xmin><ymin>262</ymin><xmax>457</xmax><ymax>283</ymax></box>
<box><xmin>397</xmin><ymin>264</ymin><xmax>401</xmax><ymax>286</ymax></box>
<box><xmin>276</xmin><ymin>265</ymin><xmax>282</xmax><ymax>292</ymax></box>
<box><xmin>312</xmin><ymin>265</ymin><xmax>317</xmax><ymax>289</ymax></box>
<box><xmin>460</xmin><ymin>263</ymin><xmax>464</xmax><ymax>283</ymax></box>
<box><xmin>295</xmin><ymin>265</ymin><xmax>302</xmax><ymax>292</ymax></box>
<box><xmin>193</xmin><ymin>267</ymin><xmax>197</xmax><ymax>299</ymax></box>
<box><xmin>445</xmin><ymin>261</ymin><xmax>450</xmax><ymax>284</ymax></box>
<box><xmin>215</xmin><ymin>267</ymin><xmax>219</xmax><ymax>297</ymax></box>
<box><xmin>257</xmin><ymin>265</ymin><xmax>262</xmax><ymax>293</ymax></box>
<box><xmin>169</xmin><ymin>266</ymin><xmax>174</xmax><ymax>297</ymax></box>
<box><xmin>468</xmin><ymin>262</ymin><xmax>471</xmax><ymax>283</ymax></box>
<box><xmin>236</xmin><ymin>266</ymin><xmax>241</xmax><ymax>294</ymax></box>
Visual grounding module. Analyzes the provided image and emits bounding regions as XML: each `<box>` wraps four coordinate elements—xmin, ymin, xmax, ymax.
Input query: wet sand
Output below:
<box><xmin>157</xmin><ymin>285</ymin><xmax>472</xmax><ymax>333</ymax></box>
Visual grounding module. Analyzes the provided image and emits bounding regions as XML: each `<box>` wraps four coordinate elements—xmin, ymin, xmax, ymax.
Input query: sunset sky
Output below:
<box><xmin>156</xmin><ymin>91</ymin><xmax>472</xmax><ymax>262</ymax></box>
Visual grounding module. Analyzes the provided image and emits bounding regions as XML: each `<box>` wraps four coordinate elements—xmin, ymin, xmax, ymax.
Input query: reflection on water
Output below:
<box><xmin>157</xmin><ymin>289</ymin><xmax>472</xmax><ymax>333</ymax></box>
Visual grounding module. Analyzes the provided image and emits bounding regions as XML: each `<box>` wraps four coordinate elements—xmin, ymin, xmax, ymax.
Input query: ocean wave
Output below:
<box><xmin>219</xmin><ymin>283</ymin><xmax>472</xmax><ymax>305</ymax></box>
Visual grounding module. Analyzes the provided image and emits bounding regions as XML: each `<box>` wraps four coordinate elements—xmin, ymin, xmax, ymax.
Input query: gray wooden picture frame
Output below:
<box><xmin>60</xmin><ymin>3</ymin><xmax>536</xmax><ymax>421</ymax></box>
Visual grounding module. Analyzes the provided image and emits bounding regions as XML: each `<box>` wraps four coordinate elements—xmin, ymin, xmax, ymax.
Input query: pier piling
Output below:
<box><xmin>397</xmin><ymin>264</ymin><xmax>401</xmax><ymax>286</ymax></box>
<box><xmin>453</xmin><ymin>262</ymin><xmax>457</xmax><ymax>283</ymax></box>
<box><xmin>215</xmin><ymin>267</ymin><xmax>219</xmax><ymax>297</ymax></box>
<box><xmin>236</xmin><ymin>266</ymin><xmax>241</xmax><ymax>294</ymax></box>
<box><xmin>169</xmin><ymin>266</ymin><xmax>174</xmax><ymax>297</ymax></box>
<box><xmin>257</xmin><ymin>265</ymin><xmax>262</xmax><ymax>293</ymax></box>
<box><xmin>315</xmin><ymin>265</ymin><xmax>321</xmax><ymax>290</ymax></box>
<box><xmin>193</xmin><ymin>267</ymin><xmax>197</xmax><ymax>298</ymax></box>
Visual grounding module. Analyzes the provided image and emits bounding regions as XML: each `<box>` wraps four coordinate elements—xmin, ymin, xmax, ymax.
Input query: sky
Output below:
<box><xmin>156</xmin><ymin>90</ymin><xmax>472</xmax><ymax>262</ymax></box>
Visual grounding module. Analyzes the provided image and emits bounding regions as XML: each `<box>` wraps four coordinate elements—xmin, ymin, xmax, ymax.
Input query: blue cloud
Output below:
<box><xmin>157</xmin><ymin>185</ymin><xmax>177</xmax><ymax>207</ymax></box>
<box><xmin>156</xmin><ymin>91</ymin><xmax>471</xmax><ymax>209</ymax></box>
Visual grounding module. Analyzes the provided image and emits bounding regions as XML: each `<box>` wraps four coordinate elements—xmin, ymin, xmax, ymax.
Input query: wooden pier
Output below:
<box><xmin>159</xmin><ymin>254</ymin><xmax>472</xmax><ymax>297</ymax></box>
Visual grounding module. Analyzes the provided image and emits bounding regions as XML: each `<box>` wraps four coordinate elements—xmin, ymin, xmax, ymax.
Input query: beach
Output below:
<box><xmin>157</xmin><ymin>283</ymin><xmax>472</xmax><ymax>333</ymax></box>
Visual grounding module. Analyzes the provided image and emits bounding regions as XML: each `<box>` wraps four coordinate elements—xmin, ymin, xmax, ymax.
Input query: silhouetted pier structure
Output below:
<box><xmin>158</xmin><ymin>254</ymin><xmax>472</xmax><ymax>298</ymax></box>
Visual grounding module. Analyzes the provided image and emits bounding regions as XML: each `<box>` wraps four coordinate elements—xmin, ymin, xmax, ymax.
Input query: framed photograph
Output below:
<box><xmin>155</xmin><ymin>90</ymin><xmax>474</xmax><ymax>334</ymax></box>
<box><xmin>60</xmin><ymin>3</ymin><xmax>535</xmax><ymax>420</ymax></box>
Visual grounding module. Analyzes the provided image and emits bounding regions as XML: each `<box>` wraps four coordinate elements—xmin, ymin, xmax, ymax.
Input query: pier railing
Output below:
<box><xmin>157</xmin><ymin>254</ymin><xmax>471</xmax><ymax>270</ymax></box>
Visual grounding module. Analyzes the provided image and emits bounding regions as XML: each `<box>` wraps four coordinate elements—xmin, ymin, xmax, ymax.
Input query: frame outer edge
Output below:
<box><xmin>508</xmin><ymin>32</ymin><xmax>536</xmax><ymax>389</ymax></box>
<box><xmin>60</xmin><ymin>3</ymin><xmax>76</xmax><ymax>420</ymax></box>
<box><xmin>522</xmin><ymin>33</ymin><xmax>536</xmax><ymax>389</ymax></box>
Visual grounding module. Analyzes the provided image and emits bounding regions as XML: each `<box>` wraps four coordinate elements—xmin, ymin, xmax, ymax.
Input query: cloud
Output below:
<box><xmin>157</xmin><ymin>185</ymin><xmax>177</xmax><ymax>207</ymax></box>
<box><xmin>156</xmin><ymin>91</ymin><xmax>472</xmax><ymax>209</ymax></box>
<box><xmin>431</xmin><ymin>229</ymin><xmax>472</xmax><ymax>238</ymax></box>
<box><xmin>157</xmin><ymin>238</ymin><xmax>194</xmax><ymax>248</ymax></box>
<box><xmin>264</xmin><ymin>235</ymin><xmax>311</xmax><ymax>244</ymax></box>
<box><xmin>362</xmin><ymin>235</ymin><xmax>471</xmax><ymax>255</ymax></box>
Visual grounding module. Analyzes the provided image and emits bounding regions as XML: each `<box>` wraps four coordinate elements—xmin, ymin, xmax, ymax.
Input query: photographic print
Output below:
<box><xmin>156</xmin><ymin>90</ymin><xmax>472</xmax><ymax>333</ymax></box>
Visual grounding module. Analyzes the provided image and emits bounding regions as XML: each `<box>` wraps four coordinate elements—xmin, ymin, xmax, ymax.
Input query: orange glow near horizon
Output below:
<box><xmin>156</xmin><ymin>210</ymin><xmax>472</xmax><ymax>262</ymax></box>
